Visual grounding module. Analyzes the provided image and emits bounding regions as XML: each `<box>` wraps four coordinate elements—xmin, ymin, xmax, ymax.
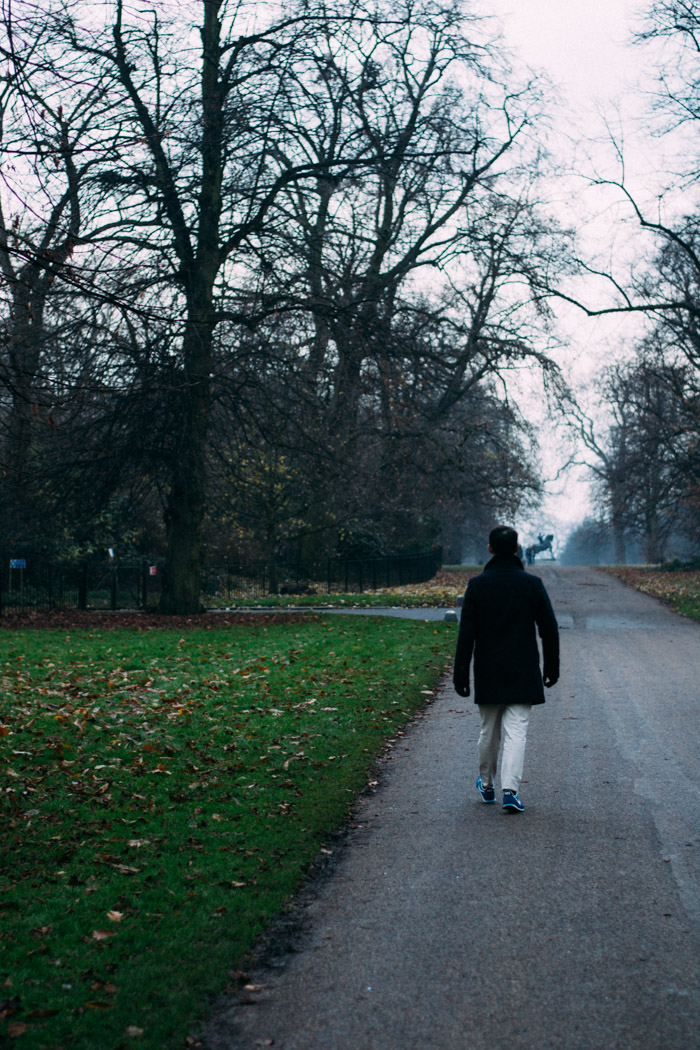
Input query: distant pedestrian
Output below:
<box><xmin>453</xmin><ymin>525</ymin><xmax>559</xmax><ymax>812</ymax></box>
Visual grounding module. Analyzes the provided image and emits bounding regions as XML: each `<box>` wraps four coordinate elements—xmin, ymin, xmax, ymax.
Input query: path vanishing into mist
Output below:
<box><xmin>200</xmin><ymin>565</ymin><xmax>700</xmax><ymax>1050</ymax></box>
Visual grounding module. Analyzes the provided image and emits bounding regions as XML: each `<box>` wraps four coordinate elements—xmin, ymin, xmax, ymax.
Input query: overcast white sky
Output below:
<box><xmin>483</xmin><ymin>0</ymin><xmax>663</xmax><ymax>549</ymax></box>
<box><xmin>489</xmin><ymin>0</ymin><xmax>636</xmax><ymax>98</ymax></box>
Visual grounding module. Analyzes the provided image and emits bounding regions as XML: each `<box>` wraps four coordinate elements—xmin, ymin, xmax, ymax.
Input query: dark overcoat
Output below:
<box><xmin>453</xmin><ymin>554</ymin><xmax>559</xmax><ymax>706</ymax></box>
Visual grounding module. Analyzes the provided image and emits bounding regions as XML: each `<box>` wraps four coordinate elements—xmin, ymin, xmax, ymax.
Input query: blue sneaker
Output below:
<box><xmin>502</xmin><ymin>790</ymin><xmax>524</xmax><ymax>812</ymax></box>
<box><xmin>476</xmin><ymin>776</ymin><xmax>495</xmax><ymax>803</ymax></box>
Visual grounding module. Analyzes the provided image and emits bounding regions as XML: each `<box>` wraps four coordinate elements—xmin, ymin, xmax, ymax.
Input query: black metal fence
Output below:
<box><xmin>0</xmin><ymin>559</ymin><xmax>148</xmax><ymax>614</ymax></box>
<box><xmin>0</xmin><ymin>548</ymin><xmax>443</xmax><ymax>614</ymax></box>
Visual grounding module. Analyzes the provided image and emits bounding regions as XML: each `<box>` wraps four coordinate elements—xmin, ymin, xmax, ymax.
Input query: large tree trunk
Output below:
<box><xmin>612</xmin><ymin>525</ymin><xmax>627</xmax><ymax>565</ymax></box>
<box><xmin>159</xmin><ymin>311</ymin><xmax>213</xmax><ymax>614</ymax></box>
<box><xmin>610</xmin><ymin>500</ymin><xmax>627</xmax><ymax>564</ymax></box>
<box><xmin>645</xmin><ymin>506</ymin><xmax>663</xmax><ymax>564</ymax></box>
<box><xmin>2</xmin><ymin>283</ymin><xmax>46</xmax><ymax>545</ymax></box>
<box><xmin>158</xmin><ymin>1</ymin><xmax>222</xmax><ymax>613</ymax></box>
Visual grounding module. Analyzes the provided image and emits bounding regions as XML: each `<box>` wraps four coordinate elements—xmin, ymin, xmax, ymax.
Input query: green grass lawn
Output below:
<box><xmin>222</xmin><ymin>591</ymin><xmax>434</xmax><ymax>608</ymax></box>
<box><xmin>1</xmin><ymin>615</ymin><xmax>457</xmax><ymax>1048</ymax></box>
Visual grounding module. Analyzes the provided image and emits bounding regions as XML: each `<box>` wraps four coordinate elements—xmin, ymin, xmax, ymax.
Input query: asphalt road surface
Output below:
<box><xmin>201</xmin><ymin>566</ymin><xmax>699</xmax><ymax>1050</ymax></box>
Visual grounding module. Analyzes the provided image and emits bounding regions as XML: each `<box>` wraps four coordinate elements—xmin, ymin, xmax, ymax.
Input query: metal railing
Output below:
<box><xmin>0</xmin><ymin>548</ymin><xmax>443</xmax><ymax>613</ymax></box>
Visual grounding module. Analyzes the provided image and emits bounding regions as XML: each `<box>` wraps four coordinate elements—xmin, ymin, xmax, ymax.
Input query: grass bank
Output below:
<box><xmin>1</xmin><ymin>615</ymin><xmax>456</xmax><ymax>1049</ymax></box>
<box><xmin>223</xmin><ymin>567</ymin><xmax>480</xmax><ymax>609</ymax></box>
<box><xmin>599</xmin><ymin>566</ymin><xmax>700</xmax><ymax>622</ymax></box>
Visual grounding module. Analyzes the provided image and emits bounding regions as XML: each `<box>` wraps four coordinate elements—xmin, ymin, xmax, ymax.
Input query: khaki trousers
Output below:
<box><xmin>477</xmin><ymin>703</ymin><xmax>532</xmax><ymax>794</ymax></box>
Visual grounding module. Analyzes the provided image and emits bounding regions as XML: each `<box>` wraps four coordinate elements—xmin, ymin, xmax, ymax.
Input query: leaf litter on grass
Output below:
<box><xmin>600</xmin><ymin>566</ymin><xmax>700</xmax><ymax>621</ymax></box>
<box><xmin>1</xmin><ymin>615</ymin><xmax>456</xmax><ymax>1049</ymax></box>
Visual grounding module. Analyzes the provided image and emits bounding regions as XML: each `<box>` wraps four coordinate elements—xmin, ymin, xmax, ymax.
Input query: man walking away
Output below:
<box><xmin>453</xmin><ymin>525</ymin><xmax>559</xmax><ymax>813</ymax></box>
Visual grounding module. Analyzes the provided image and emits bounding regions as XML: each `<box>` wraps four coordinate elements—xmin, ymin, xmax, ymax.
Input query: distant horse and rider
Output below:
<box><xmin>525</xmin><ymin>533</ymin><xmax>555</xmax><ymax>565</ymax></box>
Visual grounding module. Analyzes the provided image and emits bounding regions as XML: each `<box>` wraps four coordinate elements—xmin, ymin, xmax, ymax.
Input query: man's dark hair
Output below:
<box><xmin>489</xmin><ymin>525</ymin><xmax>519</xmax><ymax>555</ymax></box>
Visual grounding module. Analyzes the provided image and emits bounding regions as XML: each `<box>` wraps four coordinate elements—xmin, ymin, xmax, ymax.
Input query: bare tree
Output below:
<box><xmin>0</xmin><ymin>10</ymin><xmax>116</xmax><ymax>545</ymax></box>
<box><xmin>2</xmin><ymin>0</ymin><xmax>394</xmax><ymax>609</ymax></box>
<box><xmin>267</xmin><ymin>12</ymin><xmax>551</xmax><ymax>417</ymax></box>
<box><xmin>235</xmin><ymin>6</ymin><xmax>555</xmax><ymax>553</ymax></box>
<box><xmin>567</xmin><ymin>348</ymin><xmax>698</xmax><ymax>563</ymax></box>
<box><xmin>3</xmin><ymin>0</ymin><xmax>559</xmax><ymax>599</ymax></box>
<box><xmin>543</xmin><ymin>0</ymin><xmax>700</xmax><ymax>563</ymax></box>
<box><xmin>554</xmin><ymin>0</ymin><xmax>700</xmax><ymax>329</ymax></box>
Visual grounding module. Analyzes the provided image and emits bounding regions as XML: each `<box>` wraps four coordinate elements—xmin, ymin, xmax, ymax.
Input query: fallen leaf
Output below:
<box><xmin>0</xmin><ymin>997</ymin><xmax>20</xmax><ymax>1020</ymax></box>
<box><xmin>84</xmin><ymin>1000</ymin><xmax>112</xmax><ymax>1010</ymax></box>
<box><xmin>8</xmin><ymin>1022</ymin><xmax>28</xmax><ymax>1037</ymax></box>
<box><xmin>30</xmin><ymin>925</ymin><xmax>52</xmax><ymax>938</ymax></box>
<box><xmin>126</xmin><ymin>839</ymin><xmax>150</xmax><ymax>848</ymax></box>
<box><xmin>91</xmin><ymin>929</ymin><xmax>113</xmax><ymax>941</ymax></box>
<box><xmin>95</xmin><ymin>852</ymin><xmax>140</xmax><ymax>874</ymax></box>
<box><xmin>126</xmin><ymin>1025</ymin><xmax>144</xmax><ymax>1038</ymax></box>
<box><xmin>107</xmin><ymin>910</ymin><xmax>124</xmax><ymax>922</ymax></box>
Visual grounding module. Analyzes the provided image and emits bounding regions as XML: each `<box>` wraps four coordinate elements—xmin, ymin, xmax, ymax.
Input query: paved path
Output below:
<box><xmin>201</xmin><ymin>566</ymin><xmax>700</xmax><ymax>1050</ymax></box>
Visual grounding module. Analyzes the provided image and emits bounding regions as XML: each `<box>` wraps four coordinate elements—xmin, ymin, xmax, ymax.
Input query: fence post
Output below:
<box><xmin>110</xmin><ymin>568</ymin><xmax>118</xmax><ymax>611</ymax></box>
<box><xmin>141</xmin><ymin>561</ymin><xmax>149</xmax><ymax>610</ymax></box>
<box><xmin>78</xmin><ymin>563</ymin><xmax>87</xmax><ymax>610</ymax></box>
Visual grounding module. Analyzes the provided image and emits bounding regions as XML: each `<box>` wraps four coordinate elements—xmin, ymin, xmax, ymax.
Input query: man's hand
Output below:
<box><xmin>543</xmin><ymin>672</ymin><xmax>558</xmax><ymax>688</ymax></box>
<box><xmin>454</xmin><ymin>681</ymin><xmax>470</xmax><ymax>698</ymax></box>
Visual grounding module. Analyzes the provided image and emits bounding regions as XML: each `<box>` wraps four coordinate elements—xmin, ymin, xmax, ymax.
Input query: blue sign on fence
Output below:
<box><xmin>10</xmin><ymin>559</ymin><xmax>26</xmax><ymax>569</ymax></box>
